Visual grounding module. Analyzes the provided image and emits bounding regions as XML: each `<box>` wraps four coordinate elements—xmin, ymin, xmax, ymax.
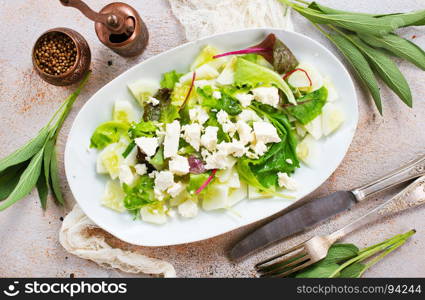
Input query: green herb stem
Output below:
<box><xmin>330</xmin><ymin>230</ymin><xmax>415</xmax><ymax>277</ymax></box>
<box><xmin>292</xmin><ymin>0</ymin><xmax>310</xmax><ymax>6</ymax></box>
<box><xmin>358</xmin><ymin>230</ymin><xmax>415</xmax><ymax>254</ymax></box>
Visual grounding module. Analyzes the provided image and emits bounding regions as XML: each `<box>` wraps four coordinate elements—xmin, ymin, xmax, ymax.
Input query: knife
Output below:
<box><xmin>229</xmin><ymin>154</ymin><xmax>425</xmax><ymax>261</ymax></box>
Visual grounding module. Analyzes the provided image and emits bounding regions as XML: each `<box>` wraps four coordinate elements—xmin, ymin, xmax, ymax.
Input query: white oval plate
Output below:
<box><xmin>65</xmin><ymin>28</ymin><xmax>358</xmax><ymax>247</ymax></box>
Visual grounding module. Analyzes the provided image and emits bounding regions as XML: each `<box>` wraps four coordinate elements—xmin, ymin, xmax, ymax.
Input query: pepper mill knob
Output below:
<box><xmin>60</xmin><ymin>0</ymin><xmax>148</xmax><ymax>57</ymax></box>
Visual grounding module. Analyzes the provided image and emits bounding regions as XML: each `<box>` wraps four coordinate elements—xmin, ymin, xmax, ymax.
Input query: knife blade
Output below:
<box><xmin>229</xmin><ymin>191</ymin><xmax>357</xmax><ymax>261</ymax></box>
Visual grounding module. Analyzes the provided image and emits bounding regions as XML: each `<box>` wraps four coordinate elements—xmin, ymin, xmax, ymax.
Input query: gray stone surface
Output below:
<box><xmin>0</xmin><ymin>0</ymin><xmax>424</xmax><ymax>277</ymax></box>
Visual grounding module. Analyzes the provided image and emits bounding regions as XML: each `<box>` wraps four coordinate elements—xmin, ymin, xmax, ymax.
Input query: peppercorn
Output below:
<box><xmin>34</xmin><ymin>32</ymin><xmax>77</xmax><ymax>76</ymax></box>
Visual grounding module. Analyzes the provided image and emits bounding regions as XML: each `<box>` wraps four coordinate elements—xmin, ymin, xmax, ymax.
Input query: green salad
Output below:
<box><xmin>90</xmin><ymin>34</ymin><xmax>345</xmax><ymax>224</ymax></box>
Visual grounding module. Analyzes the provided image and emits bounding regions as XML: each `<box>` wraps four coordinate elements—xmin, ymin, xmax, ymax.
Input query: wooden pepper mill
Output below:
<box><xmin>60</xmin><ymin>0</ymin><xmax>149</xmax><ymax>57</ymax></box>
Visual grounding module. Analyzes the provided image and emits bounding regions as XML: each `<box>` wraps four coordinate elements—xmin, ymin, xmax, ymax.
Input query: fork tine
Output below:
<box><xmin>256</xmin><ymin>249</ymin><xmax>306</xmax><ymax>273</ymax></box>
<box><xmin>255</xmin><ymin>241</ymin><xmax>307</xmax><ymax>269</ymax></box>
<box><xmin>269</xmin><ymin>259</ymin><xmax>316</xmax><ymax>278</ymax></box>
<box><xmin>258</xmin><ymin>252</ymin><xmax>310</xmax><ymax>277</ymax></box>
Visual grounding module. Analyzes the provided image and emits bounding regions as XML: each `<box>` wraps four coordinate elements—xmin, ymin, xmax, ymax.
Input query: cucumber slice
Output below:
<box><xmin>178</xmin><ymin>200</ymin><xmax>199</xmax><ymax>218</ymax></box>
<box><xmin>227</xmin><ymin>182</ymin><xmax>247</xmax><ymax>207</ymax></box>
<box><xmin>102</xmin><ymin>180</ymin><xmax>126</xmax><ymax>213</ymax></box>
<box><xmin>140</xmin><ymin>206</ymin><xmax>168</xmax><ymax>225</ymax></box>
<box><xmin>322</xmin><ymin>103</ymin><xmax>345</xmax><ymax>136</ymax></box>
<box><xmin>304</xmin><ymin>115</ymin><xmax>323</xmax><ymax>140</ymax></box>
<box><xmin>296</xmin><ymin>134</ymin><xmax>320</xmax><ymax>167</ymax></box>
<box><xmin>127</xmin><ymin>79</ymin><xmax>160</xmax><ymax>106</ymax></box>
<box><xmin>216</xmin><ymin>56</ymin><xmax>237</xmax><ymax>86</ymax></box>
<box><xmin>113</xmin><ymin>100</ymin><xmax>137</xmax><ymax>123</ymax></box>
<box><xmin>202</xmin><ymin>183</ymin><xmax>229</xmax><ymax>211</ymax></box>
<box><xmin>190</xmin><ymin>45</ymin><xmax>220</xmax><ymax>70</ymax></box>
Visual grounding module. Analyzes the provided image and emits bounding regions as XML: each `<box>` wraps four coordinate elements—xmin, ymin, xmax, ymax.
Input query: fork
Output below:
<box><xmin>255</xmin><ymin>175</ymin><xmax>425</xmax><ymax>278</ymax></box>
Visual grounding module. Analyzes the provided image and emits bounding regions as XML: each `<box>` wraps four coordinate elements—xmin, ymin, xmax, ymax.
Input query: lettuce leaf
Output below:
<box><xmin>143</xmin><ymin>88</ymin><xmax>180</xmax><ymax>124</ymax></box>
<box><xmin>197</xmin><ymin>86</ymin><xmax>242</xmax><ymax>116</ymax></box>
<box><xmin>234</xmin><ymin>57</ymin><xmax>296</xmax><ymax>104</ymax></box>
<box><xmin>90</xmin><ymin>121</ymin><xmax>129</xmax><ymax>149</ymax></box>
<box><xmin>237</xmin><ymin>105</ymin><xmax>299</xmax><ymax>190</ymax></box>
<box><xmin>128</xmin><ymin>121</ymin><xmax>157</xmax><ymax>139</ymax></box>
<box><xmin>123</xmin><ymin>175</ymin><xmax>157</xmax><ymax>211</ymax></box>
<box><xmin>148</xmin><ymin>146</ymin><xmax>165</xmax><ymax>170</ymax></box>
<box><xmin>285</xmin><ymin>86</ymin><xmax>328</xmax><ymax>125</ymax></box>
<box><xmin>187</xmin><ymin>173</ymin><xmax>210</xmax><ymax>195</ymax></box>
<box><xmin>160</xmin><ymin>70</ymin><xmax>183</xmax><ymax>89</ymax></box>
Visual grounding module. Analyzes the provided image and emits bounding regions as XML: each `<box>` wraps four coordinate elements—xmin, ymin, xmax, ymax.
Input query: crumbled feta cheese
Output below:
<box><xmin>212</xmin><ymin>91</ymin><xmax>222</xmax><ymax>99</ymax></box>
<box><xmin>246</xmin><ymin>151</ymin><xmax>259</xmax><ymax>159</ymax></box>
<box><xmin>189</xmin><ymin>106</ymin><xmax>209</xmax><ymax>125</ymax></box>
<box><xmin>134</xmin><ymin>164</ymin><xmax>147</xmax><ymax>175</ymax></box>
<box><xmin>201</xmin><ymin>126</ymin><xmax>219</xmax><ymax>152</ymax></box>
<box><xmin>148</xmin><ymin>170</ymin><xmax>158</xmax><ymax>178</ymax></box>
<box><xmin>222</xmin><ymin>122</ymin><xmax>236</xmax><ymax>137</ymax></box>
<box><xmin>237</xmin><ymin>109</ymin><xmax>262</xmax><ymax>122</ymax></box>
<box><xmin>154</xmin><ymin>171</ymin><xmax>174</xmax><ymax>191</ymax></box>
<box><xmin>217</xmin><ymin>110</ymin><xmax>236</xmax><ymax>136</ymax></box>
<box><xmin>278</xmin><ymin>172</ymin><xmax>298</xmax><ymax>190</ymax></box>
<box><xmin>252</xmin><ymin>86</ymin><xmax>280</xmax><ymax>108</ymax></box>
<box><xmin>163</xmin><ymin>120</ymin><xmax>181</xmax><ymax>158</ymax></box>
<box><xmin>236</xmin><ymin>120</ymin><xmax>254</xmax><ymax>145</ymax></box>
<box><xmin>135</xmin><ymin>137</ymin><xmax>159</xmax><ymax>157</ymax></box>
<box><xmin>167</xmin><ymin>182</ymin><xmax>185</xmax><ymax>198</ymax></box>
<box><xmin>178</xmin><ymin>200</ymin><xmax>199</xmax><ymax>218</ymax></box>
<box><xmin>253</xmin><ymin>121</ymin><xmax>281</xmax><ymax>144</ymax></box>
<box><xmin>217</xmin><ymin>141</ymin><xmax>247</xmax><ymax>157</ymax></box>
<box><xmin>204</xmin><ymin>152</ymin><xmax>236</xmax><ymax>170</ymax></box>
<box><xmin>182</xmin><ymin>123</ymin><xmax>202</xmax><ymax>151</ymax></box>
<box><xmin>118</xmin><ymin>165</ymin><xmax>136</xmax><ymax>185</ymax></box>
<box><xmin>201</xmin><ymin>148</ymin><xmax>210</xmax><ymax>160</ymax></box>
<box><xmin>216</xmin><ymin>110</ymin><xmax>229</xmax><ymax>124</ymax></box>
<box><xmin>286</xmin><ymin>159</ymin><xmax>293</xmax><ymax>164</ymax></box>
<box><xmin>147</xmin><ymin>96</ymin><xmax>160</xmax><ymax>106</ymax></box>
<box><xmin>168</xmin><ymin>155</ymin><xmax>190</xmax><ymax>176</ymax></box>
<box><xmin>235</xmin><ymin>92</ymin><xmax>255</xmax><ymax>107</ymax></box>
<box><xmin>251</xmin><ymin>141</ymin><xmax>268</xmax><ymax>157</ymax></box>
<box><xmin>154</xmin><ymin>188</ymin><xmax>165</xmax><ymax>201</ymax></box>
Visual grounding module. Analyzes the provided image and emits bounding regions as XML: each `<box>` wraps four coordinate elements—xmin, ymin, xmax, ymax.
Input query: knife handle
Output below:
<box><xmin>329</xmin><ymin>176</ymin><xmax>425</xmax><ymax>242</ymax></box>
<box><xmin>351</xmin><ymin>154</ymin><xmax>425</xmax><ymax>202</ymax></box>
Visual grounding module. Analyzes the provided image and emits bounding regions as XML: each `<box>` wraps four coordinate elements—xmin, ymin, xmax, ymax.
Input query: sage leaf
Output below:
<box><xmin>338</xmin><ymin>262</ymin><xmax>367</xmax><ymax>278</ymax></box>
<box><xmin>50</xmin><ymin>147</ymin><xmax>64</xmax><ymax>205</ymax></box>
<box><xmin>0</xmin><ymin>149</ymin><xmax>44</xmax><ymax>211</ymax></box>
<box><xmin>321</xmin><ymin>243</ymin><xmax>359</xmax><ymax>264</ymax></box>
<box><xmin>36</xmin><ymin>163</ymin><xmax>48</xmax><ymax>210</ymax></box>
<box><xmin>295</xmin><ymin>261</ymin><xmax>341</xmax><ymax>278</ymax></box>
<box><xmin>308</xmin><ymin>2</ymin><xmax>370</xmax><ymax>16</ymax></box>
<box><xmin>308</xmin><ymin>2</ymin><xmax>425</xmax><ymax>27</ymax></box>
<box><xmin>0</xmin><ymin>163</ymin><xmax>27</xmax><ymax>201</ymax></box>
<box><xmin>350</xmin><ymin>35</ymin><xmax>412</xmax><ymax>107</ymax></box>
<box><xmin>0</xmin><ymin>127</ymin><xmax>49</xmax><ymax>173</ymax></box>
<box><xmin>378</xmin><ymin>9</ymin><xmax>425</xmax><ymax>28</ymax></box>
<box><xmin>43</xmin><ymin>137</ymin><xmax>55</xmax><ymax>189</ymax></box>
<box><xmin>290</xmin><ymin>6</ymin><xmax>400</xmax><ymax>36</ymax></box>
<box><xmin>327</xmin><ymin>33</ymin><xmax>383</xmax><ymax>113</ymax></box>
<box><xmin>359</xmin><ymin>33</ymin><xmax>425</xmax><ymax>70</ymax></box>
